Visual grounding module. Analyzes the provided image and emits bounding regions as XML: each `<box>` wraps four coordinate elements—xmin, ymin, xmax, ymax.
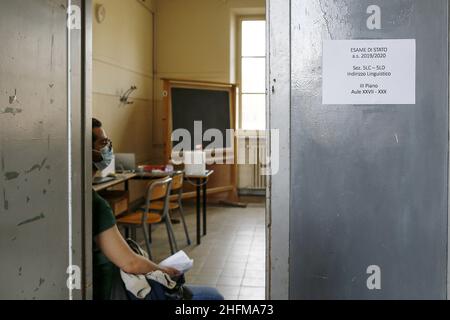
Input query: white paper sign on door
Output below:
<box><xmin>322</xmin><ymin>39</ymin><xmax>416</xmax><ymax>105</ymax></box>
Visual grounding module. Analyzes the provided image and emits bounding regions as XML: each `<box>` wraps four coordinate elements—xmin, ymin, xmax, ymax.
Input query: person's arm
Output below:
<box><xmin>95</xmin><ymin>225</ymin><xmax>180</xmax><ymax>277</ymax></box>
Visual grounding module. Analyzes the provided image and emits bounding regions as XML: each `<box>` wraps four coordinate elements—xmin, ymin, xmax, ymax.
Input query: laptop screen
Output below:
<box><xmin>115</xmin><ymin>153</ymin><xmax>136</xmax><ymax>172</ymax></box>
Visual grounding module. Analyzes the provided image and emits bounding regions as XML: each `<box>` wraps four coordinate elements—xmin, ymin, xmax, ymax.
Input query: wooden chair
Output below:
<box><xmin>116</xmin><ymin>177</ymin><xmax>178</xmax><ymax>260</ymax></box>
<box><xmin>145</xmin><ymin>172</ymin><xmax>191</xmax><ymax>245</ymax></box>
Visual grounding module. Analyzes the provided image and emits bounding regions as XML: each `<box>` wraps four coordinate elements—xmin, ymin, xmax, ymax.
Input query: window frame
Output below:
<box><xmin>236</xmin><ymin>15</ymin><xmax>267</xmax><ymax>132</ymax></box>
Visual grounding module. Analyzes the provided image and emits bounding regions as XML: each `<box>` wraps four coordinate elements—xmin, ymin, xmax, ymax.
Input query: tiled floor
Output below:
<box><xmin>131</xmin><ymin>197</ymin><xmax>266</xmax><ymax>300</ymax></box>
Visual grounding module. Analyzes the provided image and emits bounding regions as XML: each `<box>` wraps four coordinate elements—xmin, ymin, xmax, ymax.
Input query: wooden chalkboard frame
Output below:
<box><xmin>162</xmin><ymin>78</ymin><xmax>238</xmax><ymax>201</ymax></box>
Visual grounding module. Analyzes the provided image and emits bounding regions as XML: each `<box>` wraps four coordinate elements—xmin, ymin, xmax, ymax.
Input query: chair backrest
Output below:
<box><xmin>171</xmin><ymin>172</ymin><xmax>184</xmax><ymax>191</ymax></box>
<box><xmin>143</xmin><ymin>177</ymin><xmax>172</xmax><ymax>222</ymax></box>
<box><xmin>148</xmin><ymin>177</ymin><xmax>172</xmax><ymax>201</ymax></box>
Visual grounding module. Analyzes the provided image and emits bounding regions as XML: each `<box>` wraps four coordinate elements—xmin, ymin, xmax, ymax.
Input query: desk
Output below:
<box><xmin>133</xmin><ymin>171</ymin><xmax>176</xmax><ymax>180</ymax></box>
<box><xmin>93</xmin><ymin>171</ymin><xmax>213</xmax><ymax>245</ymax></box>
<box><xmin>93</xmin><ymin>173</ymin><xmax>137</xmax><ymax>193</ymax></box>
<box><xmin>93</xmin><ymin>174</ymin><xmax>137</xmax><ymax>219</ymax></box>
<box><xmin>185</xmin><ymin>171</ymin><xmax>214</xmax><ymax>245</ymax></box>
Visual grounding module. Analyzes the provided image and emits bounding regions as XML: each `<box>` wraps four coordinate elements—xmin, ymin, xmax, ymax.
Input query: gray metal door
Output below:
<box><xmin>289</xmin><ymin>0</ymin><xmax>448</xmax><ymax>299</ymax></box>
<box><xmin>0</xmin><ymin>0</ymin><xmax>90</xmax><ymax>299</ymax></box>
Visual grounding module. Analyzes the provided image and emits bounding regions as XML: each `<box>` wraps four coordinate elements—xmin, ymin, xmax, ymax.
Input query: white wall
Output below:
<box><xmin>152</xmin><ymin>0</ymin><xmax>266</xmax><ymax>161</ymax></box>
<box><xmin>92</xmin><ymin>0</ymin><xmax>155</xmax><ymax>201</ymax></box>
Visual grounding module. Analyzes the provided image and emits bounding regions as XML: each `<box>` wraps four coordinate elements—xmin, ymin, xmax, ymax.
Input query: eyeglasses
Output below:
<box><xmin>97</xmin><ymin>138</ymin><xmax>113</xmax><ymax>151</ymax></box>
<box><xmin>105</xmin><ymin>139</ymin><xmax>113</xmax><ymax>151</ymax></box>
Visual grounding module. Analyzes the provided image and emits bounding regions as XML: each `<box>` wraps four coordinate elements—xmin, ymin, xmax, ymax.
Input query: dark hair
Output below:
<box><xmin>93</xmin><ymin>118</ymin><xmax>102</xmax><ymax>129</ymax></box>
<box><xmin>92</xmin><ymin>118</ymin><xmax>102</xmax><ymax>144</ymax></box>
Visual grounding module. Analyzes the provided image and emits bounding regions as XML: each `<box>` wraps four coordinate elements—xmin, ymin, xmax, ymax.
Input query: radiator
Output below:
<box><xmin>238</xmin><ymin>133</ymin><xmax>267</xmax><ymax>190</ymax></box>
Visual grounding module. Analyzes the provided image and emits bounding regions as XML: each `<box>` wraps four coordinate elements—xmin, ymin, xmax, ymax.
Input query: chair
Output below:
<box><xmin>116</xmin><ymin>177</ymin><xmax>178</xmax><ymax>260</ymax></box>
<box><xmin>145</xmin><ymin>172</ymin><xmax>191</xmax><ymax>245</ymax></box>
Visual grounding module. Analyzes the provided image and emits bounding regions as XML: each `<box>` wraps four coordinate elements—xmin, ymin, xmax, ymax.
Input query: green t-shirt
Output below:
<box><xmin>92</xmin><ymin>191</ymin><xmax>118</xmax><ymax>300</ymax></box>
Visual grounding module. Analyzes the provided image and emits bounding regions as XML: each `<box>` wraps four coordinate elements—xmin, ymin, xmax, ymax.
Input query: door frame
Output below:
<box><xmin>266</xmin><ymin>0</ymin><xmax>290</xmax><ymax>300</ymax></box>
<box><xmin>76</xmin><ymin>0</ymin><xmax>93</xmax><ymax>300</ymax></box>
<box><xmin>82</xmin><ymin>0</ymin><xmax>93</xmax><ymax>300</ymax></box>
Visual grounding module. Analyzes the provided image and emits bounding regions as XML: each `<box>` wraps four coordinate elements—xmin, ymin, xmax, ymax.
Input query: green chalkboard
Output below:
<box><xmin>171</xmin><ymin>87</ymin><xmax>232</xmax><ymax>150</ymax></box>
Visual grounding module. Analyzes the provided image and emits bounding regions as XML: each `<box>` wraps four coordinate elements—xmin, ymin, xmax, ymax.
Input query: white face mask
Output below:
<box><xmin>94</xmin><ymin>146</ymin><xmax>114</xmax><ymax>171</ymax></box>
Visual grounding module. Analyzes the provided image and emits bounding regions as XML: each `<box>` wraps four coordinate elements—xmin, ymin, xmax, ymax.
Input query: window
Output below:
<box><xmin>239</xmin><ymin>19</ymin><xmax>266</xmax><ymax>131</ymax></box>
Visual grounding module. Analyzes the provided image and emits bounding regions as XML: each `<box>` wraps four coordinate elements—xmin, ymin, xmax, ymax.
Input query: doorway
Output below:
<box><xmin>89</xmin><ymin>0</ymin><xmax>268</xmax><ymax>300</ymax></box>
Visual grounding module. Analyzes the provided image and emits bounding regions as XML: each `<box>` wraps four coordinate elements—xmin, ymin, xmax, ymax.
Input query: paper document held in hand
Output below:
<box><xmin>159</xmin><ymin>251</ymin><xmax>194</xmax><ymax>274</ymax></box>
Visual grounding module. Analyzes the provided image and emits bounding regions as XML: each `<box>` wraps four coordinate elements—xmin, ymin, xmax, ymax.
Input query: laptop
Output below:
<box><xmin>115</xmin><ymin>153</ymin><xmax>137</xmax><ymax>172</ymax></box>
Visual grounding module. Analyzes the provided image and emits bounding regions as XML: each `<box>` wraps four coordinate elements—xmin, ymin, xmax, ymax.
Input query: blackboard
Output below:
<box><xmin>171</xmin><ymin>87</ymin><xmax>232</xmax><ymax>150</ymax></box>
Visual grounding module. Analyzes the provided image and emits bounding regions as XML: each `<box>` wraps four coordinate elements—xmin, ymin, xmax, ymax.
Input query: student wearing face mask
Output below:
<box><xmin>91</xmin><ymin>118</ymin><xmax>224</xmax><ymax>301</ymax></box>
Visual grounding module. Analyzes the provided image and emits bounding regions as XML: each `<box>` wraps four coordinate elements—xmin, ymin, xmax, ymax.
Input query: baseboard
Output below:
<box><xmin>238</xmin><ymin>188</ymin><xmax>266</xmax><ymax>197</ymax></box>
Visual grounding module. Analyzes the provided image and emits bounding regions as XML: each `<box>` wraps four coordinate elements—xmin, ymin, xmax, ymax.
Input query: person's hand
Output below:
<box><xmin>160</xmin><ymin>266</ymin><xmax>181</xmax><ymax>278</ymax></box>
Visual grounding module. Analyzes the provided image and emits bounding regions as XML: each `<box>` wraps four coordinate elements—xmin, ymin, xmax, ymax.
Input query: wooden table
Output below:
<box><xmin>133</xmin><ymin>171</ymin><xmax>177</xmax><ymax>180</ymax></box>
<box><xmin>93</xmin><ymin>173</ymin><xmax>137</xmax><ymax>192</ymax></box>
<box><xmin>93</xmin><ymin>173</ymin><xmax>137</xmax><ymax>220</ymax></box>
<box><xmin>93</xmin><ymin>171</ymin><xmax>214</xmax><ymax>246</ymax></box>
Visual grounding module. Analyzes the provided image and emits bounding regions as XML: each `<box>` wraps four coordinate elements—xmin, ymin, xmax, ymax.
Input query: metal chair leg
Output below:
<box><xmin>165</xmin><ymin>220</ymin><xmax>175</xmax><ymax>254</ymax></box>
<box><xmin>167</xmin><ymin>216</ymin><xmax>179</xmax><ymax>253</ymax></box>
<box><xmin>142</xmin><ymin>225</ymin><xmax>153</xmax><ymax>260</ymax></box>
<box><xmin>178</xmin><ymin>204</ymin><xmax>191</xmax><ymax>245</ymax></box>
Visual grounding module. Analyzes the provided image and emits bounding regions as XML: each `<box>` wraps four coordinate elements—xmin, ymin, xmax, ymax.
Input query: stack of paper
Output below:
<box><xmin>159</xmin><ymin>251</ymin><xmax>194</xmax><ymax>274</ymax></box>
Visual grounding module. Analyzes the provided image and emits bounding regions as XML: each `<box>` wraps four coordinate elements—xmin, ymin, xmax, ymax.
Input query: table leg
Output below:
<box><xmin>203</xmin><ymin>179</ymin><xmax>207</xmax><ymax>236</ymax></box>
<box><xmin>196</xmin><ymin>179</ymin><xmax>201</xmax><ymax>245</ymax></box>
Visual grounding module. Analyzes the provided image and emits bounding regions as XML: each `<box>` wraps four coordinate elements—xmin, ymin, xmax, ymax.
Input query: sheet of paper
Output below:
<box><xmin>159</xmin><ymin>250</ymin><xmax>194</xmax><ymax>274</ymax></box>
<box><xmin>322</xmin><ymin>39</ymin><xmax>416</xmax><ymax>105</ymax></box>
